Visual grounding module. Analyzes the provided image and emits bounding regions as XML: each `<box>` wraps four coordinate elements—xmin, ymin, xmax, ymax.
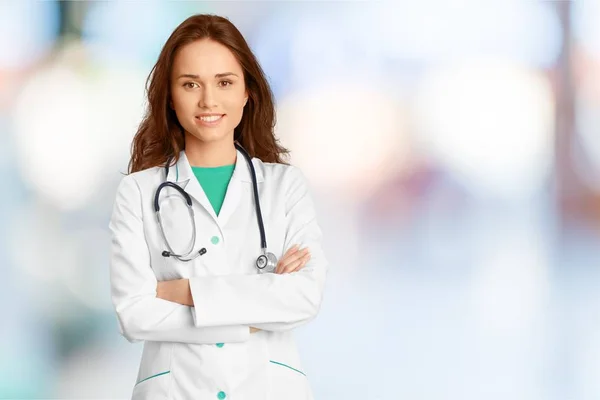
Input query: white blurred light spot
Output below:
<box><xmin>13</xmin><ymin>65</ymin><xmax>98</xmax><ymax>210</ymax></box>
<box><xmin>414</xmin><ymin>59</ymin><xmax>555</xmax><ymax>199</ymax></box>
<box><xmin>12</xmin><ymin>42</ymin><xmax>146</xmax><ymax>210</ymax></box>
<box><xmin>275</xmin><ymin>85</ymin><xmax>410</xmax><ymax>201</ymax></box>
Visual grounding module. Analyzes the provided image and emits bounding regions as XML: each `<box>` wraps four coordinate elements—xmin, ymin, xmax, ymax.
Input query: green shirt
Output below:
<box><xmin>191</xmin><ymin>164</ymin><xmax>235</xmax><ymax>216</ymax></box>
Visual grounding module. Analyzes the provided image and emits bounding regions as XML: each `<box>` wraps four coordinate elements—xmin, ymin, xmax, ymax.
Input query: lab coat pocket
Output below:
<box><xmin>267</xmin><ymin>359</ymin><xmax>312</xmax><ymax>400</ymax></box>
<box><xmin>131</xmin><ymin>370</ymin><xmax>171</xmax><ymax>400</ymax></box>
<box><xmin>131</xmin><ymin>342</ymin><xmax>173</xmax><ymax>400</ymax></box>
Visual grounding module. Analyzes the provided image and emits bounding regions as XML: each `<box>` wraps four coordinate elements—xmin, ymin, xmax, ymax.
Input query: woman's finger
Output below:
<box><xmin>280</xmin><ymin>258</ymin><xmax>303</xmax><ymax>274</ymax></box>
<box><xmin>282</xmin><ymin>244</ymin><xmax>300</xmax><ymax>259</ymax></box>
<box><xmin>288</xmin><ymin>253</ymin><xmax>311</xmax><ymax>273</ymax></box>
<box><xmin>276</xmin><ymin>245</ymin><xmax>303</xmax><ymax>273</ymax></box>
<box><xmin>281</xmin><ymin>250</ymin><xmax>311</xmax><ymax>274</ymax></box>
<box><xmin>275</xmin><ymin>245</ymin><xmax>300</xmax><ymax>274</ymax></box>
<box><xmin>277</xmin><ymin>247</ymin><xmax>310</xmax><ymax>273</ymax></box>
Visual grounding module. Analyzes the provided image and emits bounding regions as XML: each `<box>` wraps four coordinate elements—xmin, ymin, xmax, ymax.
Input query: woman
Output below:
<box><xmin>109</xmin><ymin>14</ymin><xmax>327</xmax><ymax>400</ymax></box>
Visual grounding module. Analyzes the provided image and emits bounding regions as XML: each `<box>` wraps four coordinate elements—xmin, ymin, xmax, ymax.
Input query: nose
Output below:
<box><xmin>198</xmin><ymin>86</ymin><xmax>217</xmax><ymax>109</ymax></box>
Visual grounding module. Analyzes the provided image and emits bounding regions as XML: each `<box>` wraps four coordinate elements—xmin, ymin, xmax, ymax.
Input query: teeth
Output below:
<box><xmin>199</xmin><ymin>115</ymin><xmax>222</xmax><ymax>122</ymax></box>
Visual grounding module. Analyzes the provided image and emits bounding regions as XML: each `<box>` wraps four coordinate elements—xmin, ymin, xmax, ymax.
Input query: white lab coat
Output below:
<box><xmin>109</xmin><ymin>149</ymin><xmax>327</xmax><ymax>400</ymax></box>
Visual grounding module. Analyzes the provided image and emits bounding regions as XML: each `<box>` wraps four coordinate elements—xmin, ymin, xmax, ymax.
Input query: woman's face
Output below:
<box><xmin>170</xmin><ymin>38</ymin><xmax>248</xmax><ymax>146</ymax></box>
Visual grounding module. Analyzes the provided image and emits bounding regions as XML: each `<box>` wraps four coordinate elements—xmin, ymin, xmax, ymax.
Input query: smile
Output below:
<box><xmin>198</xmin><ymin>115</ymin><xmax>223</xmax><ymax>122</ymax></box>
<box><xmin>195</xmin><ymin>114</ymin><xmax>225</xmax><ymax>126</ymax></box>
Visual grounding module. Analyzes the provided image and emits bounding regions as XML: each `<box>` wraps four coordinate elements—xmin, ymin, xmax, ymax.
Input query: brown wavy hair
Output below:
<box><xmin>128</xmin><ymin>14</ymin><xmax>289</xmax><ymax>174</ymax></box>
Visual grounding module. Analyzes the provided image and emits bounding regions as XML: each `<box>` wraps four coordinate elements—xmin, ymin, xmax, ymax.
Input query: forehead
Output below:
<box><xmin>172</xmin><ymin>39</ymin><xmax>243</xmax><ymax>77</ymax></box>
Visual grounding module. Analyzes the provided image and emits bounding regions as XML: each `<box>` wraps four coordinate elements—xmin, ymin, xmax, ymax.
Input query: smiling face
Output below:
<box><xmin>170</xmin><ymin>38</ymin><xmax>248</xmax><ymax>148</ymax></box>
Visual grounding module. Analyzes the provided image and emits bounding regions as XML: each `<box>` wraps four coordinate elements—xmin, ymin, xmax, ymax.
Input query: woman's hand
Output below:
<box><xmin>155</xmin><ymin>245</ymin><xmax>310</xmax><ymax>328</ymax></box>
<box><xmin>275</xmin><ymin>244</ymin><xmax>311</xmax><ymax>274</ymax></box>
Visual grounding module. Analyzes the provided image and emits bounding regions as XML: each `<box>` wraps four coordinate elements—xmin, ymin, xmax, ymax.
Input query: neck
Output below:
<box><xmin>184</xmin><ymin>137</ymin><xmax>237</xmax><ymax>167</ymax></box>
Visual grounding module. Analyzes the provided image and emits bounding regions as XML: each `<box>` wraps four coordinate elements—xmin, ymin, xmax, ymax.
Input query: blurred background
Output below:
<box><xmin>1</xmin><ymin>0</ymin><xmax>600</xmax><ymax>399</ymax></box>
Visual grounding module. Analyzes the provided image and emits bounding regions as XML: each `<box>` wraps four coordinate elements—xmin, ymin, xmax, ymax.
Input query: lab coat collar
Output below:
<box><xmin>164</xmin><ymin>148</ymin><xmax>263</xmax><ymax>226</ymax></box>
<box><xmin>166</xmin><ymin>149</ymin><xmax>264</xmax><ymax>184</ymax></box>
<box><xmin>231</xmin><ymin>147</ymin><xmax>264</xmax><ymax>184</ymax></box>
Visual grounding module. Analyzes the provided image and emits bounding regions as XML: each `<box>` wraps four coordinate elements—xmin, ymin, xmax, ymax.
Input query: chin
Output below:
<box><xmin>186</xmin><ymin>128</ymin><xmax>230</xmax><ymax>144</ymax></box>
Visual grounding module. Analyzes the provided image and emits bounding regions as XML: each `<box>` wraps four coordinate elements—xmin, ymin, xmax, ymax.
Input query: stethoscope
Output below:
<box><xmin>153</xmin><ymin>142</ymin><xmax>278</xmax><ymax>273</ymax></box>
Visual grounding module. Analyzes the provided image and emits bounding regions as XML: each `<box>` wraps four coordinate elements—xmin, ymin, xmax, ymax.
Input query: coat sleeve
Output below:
<box><xmin>189</xmin><ymin>166</ymin><xmax>328</xmax><ymax>331</ymax></box>
<box><xmin>109</xmin><ymin>175</ymin><xmax>251</xmax><ymax>344</ymax></box>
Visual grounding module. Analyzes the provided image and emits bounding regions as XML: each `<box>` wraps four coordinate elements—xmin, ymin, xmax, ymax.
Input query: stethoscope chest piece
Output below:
<box><xmin>256</xmin><ymin>251</ymin><xmax>278</xmax><ymax>274</ymax></box>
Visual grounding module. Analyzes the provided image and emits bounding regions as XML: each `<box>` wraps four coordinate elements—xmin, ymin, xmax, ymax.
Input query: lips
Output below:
<box><xmin>196</xmin><ymin>114</ymin><xmax>224</xmax><ymax>122</ymax></box>
<box><xmin>195</xmin><ymin>114</ymin><xmax>225</xmax><ymax>127</ymax></box>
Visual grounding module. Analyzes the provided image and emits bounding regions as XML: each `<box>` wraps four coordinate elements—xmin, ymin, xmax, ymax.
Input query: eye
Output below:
<box><xmin>183</xmin><ymin>82</ymin><xmax>198</xmax><ymax>89</ymax></box>
<box><xmin>219</xmin><ymin>80</ymin><xmax>233</xmax><ymax>87</ymax></box>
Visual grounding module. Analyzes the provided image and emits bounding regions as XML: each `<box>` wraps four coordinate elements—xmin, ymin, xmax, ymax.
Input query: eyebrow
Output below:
<box><xmin>177</xmin><ymin>72</ymin><xmax>239</xmax><ymax>80</ymax></box>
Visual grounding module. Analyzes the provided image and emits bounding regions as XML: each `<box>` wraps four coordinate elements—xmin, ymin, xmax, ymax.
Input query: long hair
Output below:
<box><xmin>128</xmin><ymin>14</ymin><xmax>289</xmax><ymax>174</ymax></box>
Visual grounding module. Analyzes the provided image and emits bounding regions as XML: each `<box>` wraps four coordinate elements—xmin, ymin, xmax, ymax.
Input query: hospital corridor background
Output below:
<box><xmin>1</xmin><ymin>1</ymin><xmax>600</xmax><ymax>399</ymax></box>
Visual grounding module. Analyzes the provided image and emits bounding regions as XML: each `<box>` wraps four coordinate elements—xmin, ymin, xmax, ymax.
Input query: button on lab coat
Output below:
<box><xmin>108</xmin><ymin>149</ymin><xmax>328</xmax><ymax>400</ymax></box>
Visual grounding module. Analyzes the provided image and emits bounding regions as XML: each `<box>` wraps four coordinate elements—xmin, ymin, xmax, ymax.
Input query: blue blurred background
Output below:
<box><xmin>1</xmin><ymin>1</ymin><xmax>600</xmax><ymax>399</ymax></box>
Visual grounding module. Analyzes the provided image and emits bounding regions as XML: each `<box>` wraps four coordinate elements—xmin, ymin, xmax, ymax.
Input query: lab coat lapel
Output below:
<box><xmin>217</xmin><ymin>150</ymin><xmax>245</xmax><ymax>227</ymax></box>
<box><xmin>218</xmin><ymin>148</ymin><xmax>265</xmax><ymax>227</ymax></box>
<box><xmin>172</xmin><ymin>151</ymin><xmax>219</xmax><ymax>223</ymax></box>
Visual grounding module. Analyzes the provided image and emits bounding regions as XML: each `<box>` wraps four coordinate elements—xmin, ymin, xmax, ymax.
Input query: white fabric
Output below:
<box><xmin>109</xmin><ymin>149</ymin><xmax>327</xmax><ymax>399</ymax></box>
